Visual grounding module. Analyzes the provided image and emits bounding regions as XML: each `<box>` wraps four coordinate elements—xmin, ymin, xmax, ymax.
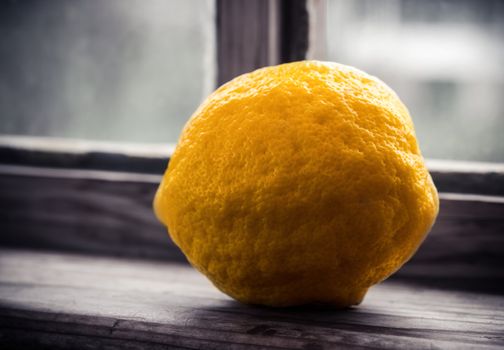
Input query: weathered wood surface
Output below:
<box><xmin>0</xmin><ymin>165</ymin><xmax>184</xmax><ymax>262</ymax></box>
<box><xmin>0</xmin><ymin>249</ymin><xmax>503</xmax><ymax>349</ymax></box>
<box><xmin>0</xmin><ymin>136</ymin><xmax>170</xmax><ymax>174</ymax></box>
<box><xmin>397</xmin><ymin>193</ymin><xmax>504</xmax><ymax>294</ymax></box>
<box><xmin>1</xmin><ymin>164</ymin><xmax>504</xmax><ymax>293</ymax></box>
<box><xmin>216</xmin><ymin>0</ymin><xmax>308</xmax><ymax>86</ymax></box>
<box><xmin>279</xmin><ymin>0</ymin><xmax>309</xmax><ymax>62</ymax></box>
<box><xmin>217</xmin><ymin>0</ymin><xmax>273</xmax><ymax>86</ymax></box>
<box><xmin>2</xmin><ymin>136</ymin><xmax>504</xmax><ymax>195</ymax></box>
<box><xmin>426</xmin><ymin>160</ymin><xmax>504</xmax><ymax>196</ymax></box>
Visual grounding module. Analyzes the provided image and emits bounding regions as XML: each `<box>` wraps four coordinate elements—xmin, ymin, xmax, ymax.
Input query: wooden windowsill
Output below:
<box><xmin>1</xmin><ymin>248</ymin><xmax>503</xmax><ymax>349</ymax></box>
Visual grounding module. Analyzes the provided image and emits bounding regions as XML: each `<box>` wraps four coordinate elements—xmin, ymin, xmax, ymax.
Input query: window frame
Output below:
<box><xmin>0</xmin><ymin>0</ymin><xmax>503</xmax><ymax>274</ymax></box>
<box><xmin>216</xmin><ymin>0</ymin><xmax>309</xmax><ymax>85</ymax></box>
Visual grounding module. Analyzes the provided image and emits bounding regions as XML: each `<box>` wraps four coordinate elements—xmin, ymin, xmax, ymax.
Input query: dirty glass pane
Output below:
<box><xmin>326</xmin><ymin>0</ymin><xmax>504</xmax><ymax>162</ymax></box>
<box><xmin>0</xmin><ymin>0</ymin><xmax>215</xmax><ymax>144</ymax></box>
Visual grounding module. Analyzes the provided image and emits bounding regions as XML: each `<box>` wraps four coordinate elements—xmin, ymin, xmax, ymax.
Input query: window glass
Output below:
<box><xmin>326</xmin><ymin>0</ymin><xmax>504</xmax><ymax>162</ymax></box>
<box><xmin>0</xmin><ymin>0</ymin><xmax>215</xmax><ymax>144</ymax></box>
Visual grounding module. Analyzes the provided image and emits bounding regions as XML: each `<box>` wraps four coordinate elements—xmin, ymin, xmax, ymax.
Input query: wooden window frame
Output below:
<box><xmin>216</xmin><ymin>0</ymin><xmax>309</xmax><ymax>85</ymax></box>
<box><xmin>1</xmin><ymin>0</ymin><xmax>503</xmax><ymax>289</ymax></box>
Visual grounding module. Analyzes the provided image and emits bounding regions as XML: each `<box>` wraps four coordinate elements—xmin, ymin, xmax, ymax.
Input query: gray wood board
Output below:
<box><xmin>0</xmin><ymin>249</ymin><xmax>503</xmax><ymax>349</ymax></box>
<box><xmin>217</xmin><ymin>0</ymin><xmax>272</xmax><ymax>86</ymax></box>
<box><xmin>0</xmin><ymin>165</ymin><xmax>184</xmax><ymax>262</ymax></box>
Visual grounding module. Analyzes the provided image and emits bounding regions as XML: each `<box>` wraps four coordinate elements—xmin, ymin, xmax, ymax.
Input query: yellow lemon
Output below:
<box><xmin>154</xmin><ymin>61</ymin><xmax>439</xmax><ymax>307</ymax></box>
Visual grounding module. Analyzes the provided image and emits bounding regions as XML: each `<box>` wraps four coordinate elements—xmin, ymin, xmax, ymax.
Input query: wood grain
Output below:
<box><xmin>216</xmin><ymin>0</ymin><xmax>310</xmax><ymax>86</ymax></box>
<box><xmin>397</xmin><ymin>193</ymin><xmax>504</xmax><ymax>293</ymax></box>
<box><xmin>427</xmin><ymin>160</ymin><xmax>504</xmax><ymax>196</ymax></box>
<box><xmin>0</xmin><ymin>249</ymin><xmax>503</xmax><ymax>349</ymax></box>
<box><xmin>0</xmin><ymin>138</ymin><xmax>169</xmax><ymax>174</ymax></box>
<box><xmin>279</xmin><ymin>0</ymin><xmax>309</xmax><ymax>62</ymax></box>
<box><xmin>1</xmin><ymin>165</ymin><xmax>503</xmax><ymax>294</ymax></box>
<box><xmin>217</xmin><ymin>0</ymin><xmax>273</xmax><ymax>86</ymax></box>
<box><xmin>0</xmin><ymin>165</ymin><xmax>183</xmax><ymax>262</ymax></box>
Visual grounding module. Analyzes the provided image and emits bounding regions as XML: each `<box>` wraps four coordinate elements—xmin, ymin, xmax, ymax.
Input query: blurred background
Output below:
<box><xmin>325</xmin><ymin>0</ymin><xmax>504</xmax><ymax>162</ymax></box>
<box><xmin>0</xmin><ymin>0</ymin><xmax>503</xmax><ymax>162</ymax></box>
<box><xmin>0</xmin><ymin>0</ymin><xmax>214</xmax><ymax>144</ymax></box>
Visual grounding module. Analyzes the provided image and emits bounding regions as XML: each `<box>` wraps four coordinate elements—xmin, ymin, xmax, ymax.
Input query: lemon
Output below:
<box><xmin>154</xmin><ymin>61</ymin><xmax>439</xmax><ymax>307</ymax></box>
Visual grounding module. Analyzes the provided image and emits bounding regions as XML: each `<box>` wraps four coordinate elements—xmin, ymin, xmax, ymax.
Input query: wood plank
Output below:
<box><xmin>216</xmin><ymin>0</ymin><xmax>309</xmax><ymax>86</ymax></box>
<box><xmin>396</xmin><ymin>193</ymin><xmax>504</xmax><ymax>293</ymax></box>
<box><xmin>0</xmin><ymin>165</ymin><xmax>183</xmax><ymax>262</ymax></box>
<box><xmin>2</xmin><ymin>136</ymin><xmax>504</xmax><ymax>195</ymax></box>
<box><xmin>279</xmin><ymin>0</ymin><xmax>309</xmax><ymax>62</ymax></box>
<box><xmin>427</xmin><ymin>159</ymin><xmax>504</xmax><ymax>196</ymax></box>
<box><xmin>216</xmin><ymin>0</ymin><xmax>273</xmax><ymax>86</ymax></box>
<box><xmin>0</xmin><ymin>135</ymin><xmax>171</xmax><ymax>175</ymax></box>
<box><xmin>0</xmin><ymin>249</ymin><xmax>503</xmax><ymax>349</ymax></box>
<box><xmin>1</xmin><ymin>164</ymin><xmax>503</xmax><ymax>293</ymax></box>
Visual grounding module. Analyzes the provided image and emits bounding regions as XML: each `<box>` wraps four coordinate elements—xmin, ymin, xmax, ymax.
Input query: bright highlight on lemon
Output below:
<box><xmin>154</xmin><ymin>60</ymin><xmax>439</xmax><ymax>307</ymax></box>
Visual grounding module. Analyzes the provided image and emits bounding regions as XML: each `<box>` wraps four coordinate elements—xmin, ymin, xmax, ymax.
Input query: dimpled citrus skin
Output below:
<box><xmin>154</xmin><ymin>61</ymin><xmax>439</xmax><ymax>307</ymax></box>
